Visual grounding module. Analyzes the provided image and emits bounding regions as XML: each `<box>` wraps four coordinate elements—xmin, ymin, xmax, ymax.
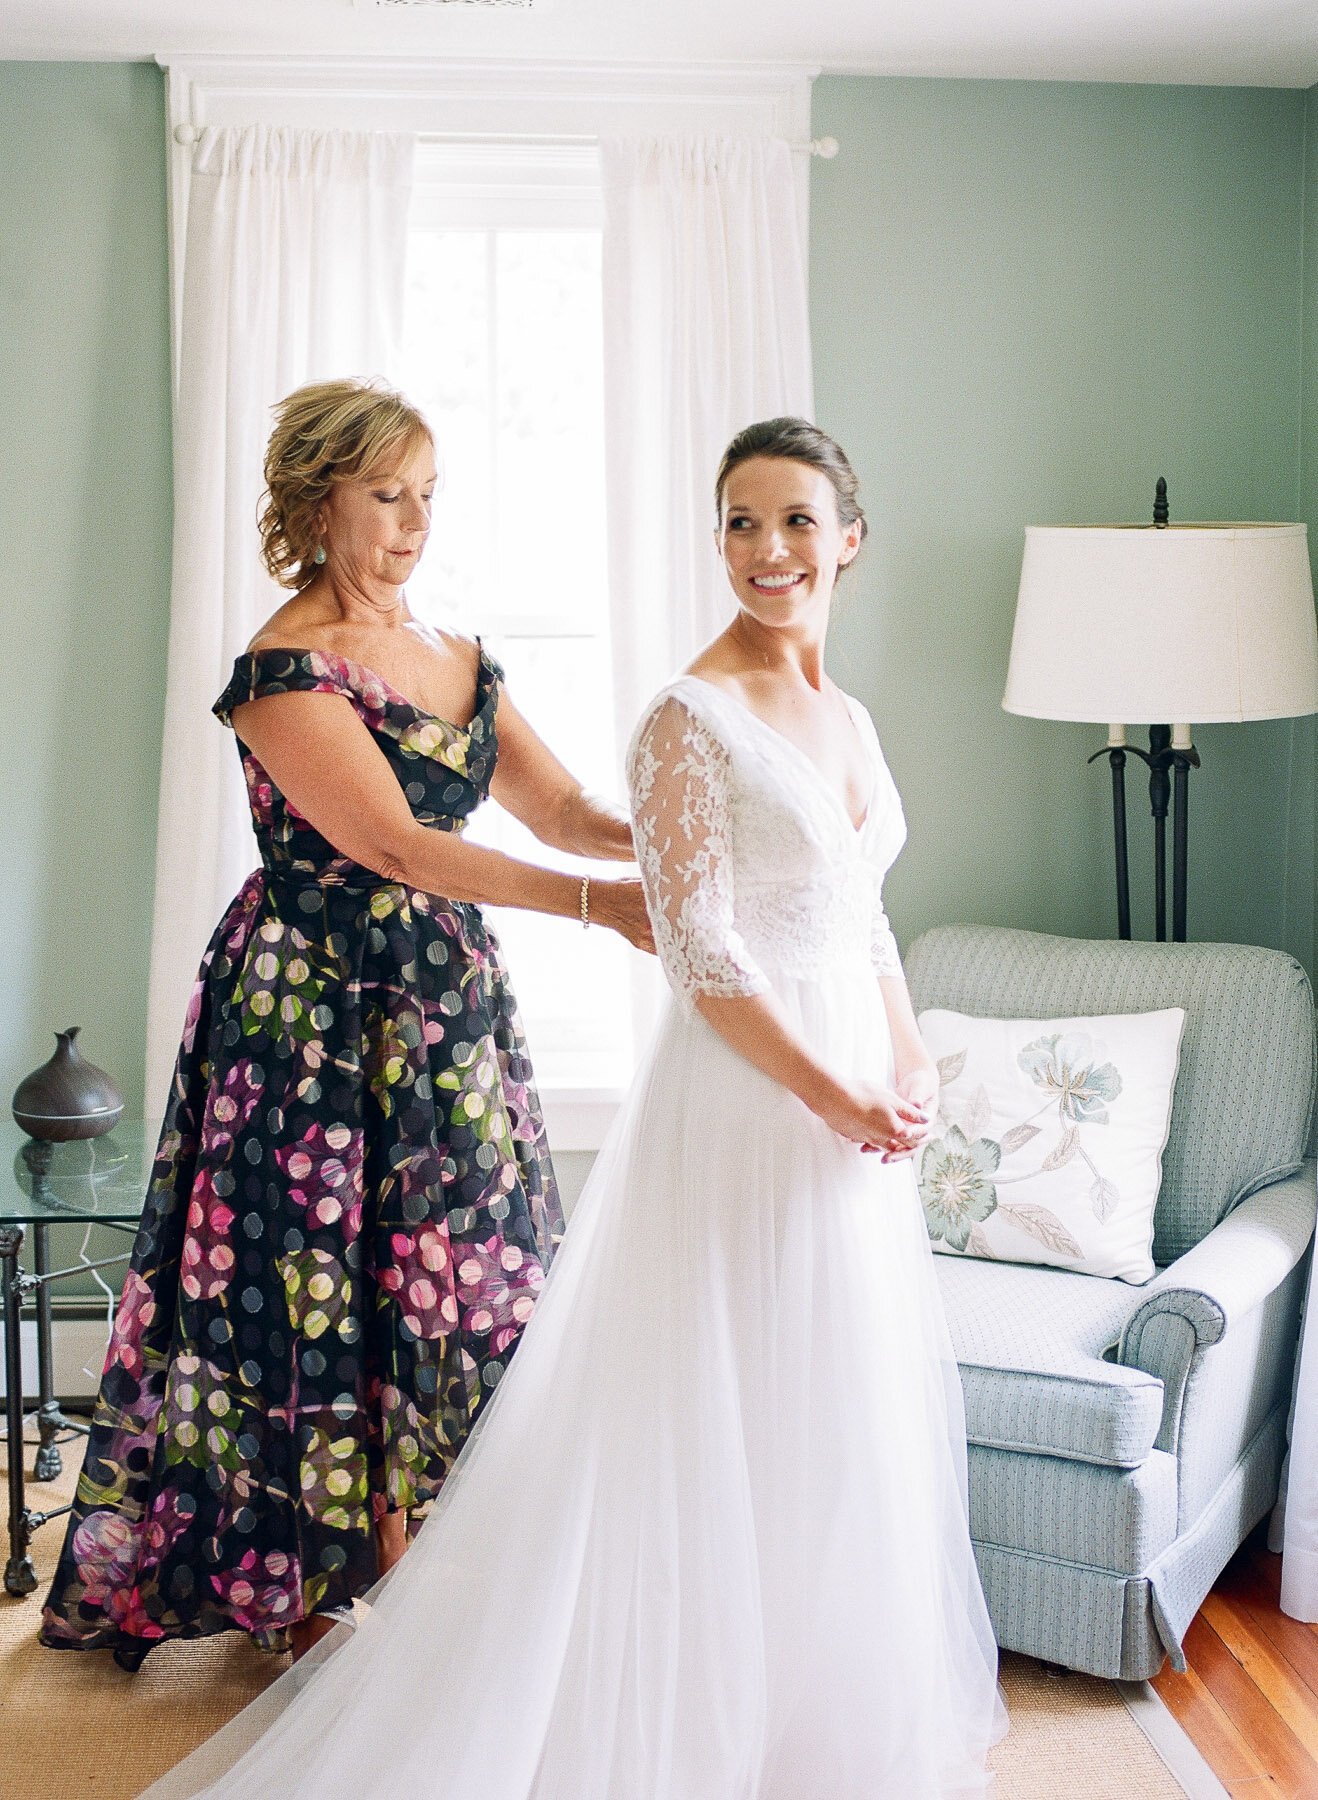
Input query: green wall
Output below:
<box><xmin>811</xmin><ymin>79</ymin><xmax>1310</xmax><ymax>963</ymax></box>
<box><xmin>2</xmin><ymin>65</ymin><xmax>1316</xmax><ymax>1159</ymax></box>
<box><xmin>0</xmin><ymin>62</ymin><xmax>172</xmax><ymax>1121</ymax></box>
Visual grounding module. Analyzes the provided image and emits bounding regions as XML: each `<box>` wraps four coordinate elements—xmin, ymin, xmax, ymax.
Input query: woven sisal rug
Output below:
<box><xmin>1</xmin><ymin>1432</ymin><xmax>1200</xmax><ymax>1798</ymax></box>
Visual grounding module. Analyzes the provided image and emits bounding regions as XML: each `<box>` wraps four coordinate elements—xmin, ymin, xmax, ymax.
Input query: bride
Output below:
<box><xmin>145</xmin><ymin>417</ymin><xmax>1006</xmax><ymax>1799</ymax></box>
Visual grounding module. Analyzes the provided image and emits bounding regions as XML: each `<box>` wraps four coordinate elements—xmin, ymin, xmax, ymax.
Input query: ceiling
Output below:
<box><xmin>1</xmin><ymin>0</ymin><xmax>1316</xmax><ymax>88</ymax></box>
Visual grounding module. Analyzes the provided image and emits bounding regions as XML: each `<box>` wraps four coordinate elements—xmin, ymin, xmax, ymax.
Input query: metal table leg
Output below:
<box><xmin>1</xmin><ymin>1222</ymin><xmax>36</xmax><ymax>1596</ymax></box>
<box><xmin>32</xmin><ymin>1224</ymin><xmax>65</xmax><ymax>1482</ymax></box>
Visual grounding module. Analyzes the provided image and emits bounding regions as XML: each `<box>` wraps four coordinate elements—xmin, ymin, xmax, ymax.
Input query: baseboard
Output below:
<box><xmin>0</xmin><ymin>1315</ymin><xmax>110</xmax><ymax>1406</ymax></box>
<box><xmin>1117</xmin><ymin>1681</ymin><xmax>1230</xmax><ymax>1798</ymax></box>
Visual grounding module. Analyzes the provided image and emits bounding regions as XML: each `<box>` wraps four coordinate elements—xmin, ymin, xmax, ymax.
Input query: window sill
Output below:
<box><xmin>538</xmin><ymin>1085</ymin><xmax>625</xmax><ymax>1153</ymax></box>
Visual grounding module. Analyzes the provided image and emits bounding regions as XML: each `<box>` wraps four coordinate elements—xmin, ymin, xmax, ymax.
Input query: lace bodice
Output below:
<box><xmin>626</xmin><ymin>677</ymin><xmax>907</xmax><ymax>1008</ymax></box>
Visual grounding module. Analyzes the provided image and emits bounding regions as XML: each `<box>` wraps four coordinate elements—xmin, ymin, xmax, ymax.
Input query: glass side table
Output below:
<box><xmin>0</xmin><ymin>1121</ymin><xmax>152</xmax><ymax>1597</ymax></box>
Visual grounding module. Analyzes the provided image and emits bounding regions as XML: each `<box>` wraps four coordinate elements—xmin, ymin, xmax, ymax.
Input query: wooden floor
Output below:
<box><xmin>1153</xmin><ymin>1527</ymin><xmax>1318</xmax><ymax>1797</ymax></box>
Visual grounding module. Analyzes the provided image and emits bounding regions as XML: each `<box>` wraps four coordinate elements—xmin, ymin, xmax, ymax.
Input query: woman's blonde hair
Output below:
<box><xmin>258</xmin><ymin>378</ymin><xmax>434</xmax><ymax>590</ymax></box>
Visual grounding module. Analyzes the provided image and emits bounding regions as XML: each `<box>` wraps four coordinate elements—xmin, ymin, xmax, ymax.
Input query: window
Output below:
<box><xmin>160</xmin><ymin>63</ymin><xmax>814</xmax><ymax>1142</ymax></box>
<box><xmin>399</xmin><ymin>145</ymin><xmax>634</xmax><ymax>1122</ymax></box>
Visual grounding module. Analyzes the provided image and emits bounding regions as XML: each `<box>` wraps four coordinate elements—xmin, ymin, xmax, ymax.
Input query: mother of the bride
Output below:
<box><xmin>40</xmin><ymin>378</ymin><xmax>652</xmax><ymax>1668</ymax></box>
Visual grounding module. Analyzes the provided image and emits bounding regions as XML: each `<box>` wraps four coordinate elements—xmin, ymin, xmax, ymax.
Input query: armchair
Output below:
<box><xmin>905</xmin><ymin>925</ymin><xmax>1316</xmax><ymax>1678</ymax></box>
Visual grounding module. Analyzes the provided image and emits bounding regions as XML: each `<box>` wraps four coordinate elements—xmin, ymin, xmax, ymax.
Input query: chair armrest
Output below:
<box><xmin>1120</xmin><ymin>1164</ymin><xmax>1316</xmax><ymax>1356</ymax></box>
<box><xmin>1116</xmin><ymin>1165</ymin><xmax>1315</xmax><ymax>1456</ymax></box>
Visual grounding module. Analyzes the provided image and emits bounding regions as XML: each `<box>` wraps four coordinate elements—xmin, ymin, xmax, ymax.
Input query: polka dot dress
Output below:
<box><xmin>40</xmin><ymin>645</ymin><xmax>563</xmax><ymax>1654</ymax></box>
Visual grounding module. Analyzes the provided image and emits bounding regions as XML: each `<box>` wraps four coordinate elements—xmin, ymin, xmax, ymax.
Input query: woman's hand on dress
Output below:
<box><xmin>815</xmin><ymin>1081</ymin><xmax>931</xmax><ymax>1160</ymax></box>
<box><xmin>590</xmin><ymin>878</ymin><xmax>656</xmax><ymax>955</ymax></box>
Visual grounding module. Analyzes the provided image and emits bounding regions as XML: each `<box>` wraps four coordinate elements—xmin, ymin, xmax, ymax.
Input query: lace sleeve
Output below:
<box><xmin>626</xmin><ymin>694</ymin><xmax>770</xmax><ymax>1007</ymax></box>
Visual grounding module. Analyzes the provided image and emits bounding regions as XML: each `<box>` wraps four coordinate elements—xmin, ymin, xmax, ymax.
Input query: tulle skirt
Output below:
<box><xmin>144</xmin><ymin>957</ymin><xmax>1006</xmax><ymax>1799</ymax></box>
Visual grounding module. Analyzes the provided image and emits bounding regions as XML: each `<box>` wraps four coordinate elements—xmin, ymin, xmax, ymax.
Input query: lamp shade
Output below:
<box><xmin>1003</xmin><ymin>523</ymin><xmax>1318</xmax><ymax>724</ymax></box>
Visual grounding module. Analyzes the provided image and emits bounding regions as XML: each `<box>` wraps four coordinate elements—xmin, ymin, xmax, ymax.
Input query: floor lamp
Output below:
<box><xmin>1002</xmin><ymin>488</ymin><xmax>1318</xmax><ymax>942</ymax></box>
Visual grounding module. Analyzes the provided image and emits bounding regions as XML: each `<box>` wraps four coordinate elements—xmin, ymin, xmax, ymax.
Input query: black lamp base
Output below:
<box><xmin>1087</xmin><ymin>728</ymin><xmax>1199</xmax><ymax>943</ymax></box>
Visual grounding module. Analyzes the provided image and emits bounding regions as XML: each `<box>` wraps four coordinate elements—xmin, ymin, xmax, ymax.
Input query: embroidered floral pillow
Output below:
<box><xmin>915</xmin><ymin>1008</ymin><xmax>1186</xmax><ymax>1284</ymax></box>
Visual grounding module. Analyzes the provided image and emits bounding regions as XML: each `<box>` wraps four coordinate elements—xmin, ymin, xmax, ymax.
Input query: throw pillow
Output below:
<box><xmin>915</xmin><ymin>1006</ymin><xmax>1186</xmax><ymax>1284</ymax></box>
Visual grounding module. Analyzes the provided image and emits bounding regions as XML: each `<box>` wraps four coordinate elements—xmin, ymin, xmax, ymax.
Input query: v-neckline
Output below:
<box><xmin>679</xmin><ymin>675</ymin><xmax>875</xmax><ymax>837</ymax></box>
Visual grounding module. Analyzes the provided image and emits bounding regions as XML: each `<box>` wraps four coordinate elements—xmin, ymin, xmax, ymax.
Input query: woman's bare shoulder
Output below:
<box><xmin>246</xmin><ymin>597</ymin><xmax>336</xmax><ymax>656</ymax></box>
<box><xmin>408</xmin><ymin>622</ymin><xmax>481</xmax><ymax>675</ymax></box>
<box><xmin>244</xmin><ymin>615</ymin><xmax>479</xmax><ymax>688</ymax></box>
<box><xmin>682</xmin><ymin>636</ymin><xmax>756</xmax><ymax>705</ymax></box>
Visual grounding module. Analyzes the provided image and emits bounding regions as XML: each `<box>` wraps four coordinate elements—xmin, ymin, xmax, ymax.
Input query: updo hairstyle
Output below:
<box><xmin>714</xmin><ymin>417</ymin><xmax>867</xmax><ymax>572</ymax></box>
<box><xmin>258</xmin><ymin>378</ymin><xmax>434</xmax><ymax>590</ymax></box>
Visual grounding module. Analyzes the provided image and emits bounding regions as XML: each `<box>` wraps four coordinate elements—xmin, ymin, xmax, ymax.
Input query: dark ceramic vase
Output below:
<box><xmin>12</xmin><ymin>1028</ymin><xmax>124</xmax><ymax>1142</ymax></box>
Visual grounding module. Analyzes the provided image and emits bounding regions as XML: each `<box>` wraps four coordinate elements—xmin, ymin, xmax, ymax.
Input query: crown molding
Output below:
<box><xmin>157</xmin><ymin>54</ymin><xmax>818</xmax><ymax>126</ymax></box>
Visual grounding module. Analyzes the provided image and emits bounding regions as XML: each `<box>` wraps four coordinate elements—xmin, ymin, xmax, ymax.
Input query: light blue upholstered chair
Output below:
<box><xmin>905</xmin><ymin>925</ymin><xmax>1317</xmax><ymax>1679</ymax></box>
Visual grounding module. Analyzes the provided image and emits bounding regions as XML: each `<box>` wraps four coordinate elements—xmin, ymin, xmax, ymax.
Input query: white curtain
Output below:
<box><xmin>144</xmin><ymin>127</ymin><xmax>414</xmax><ymax>1112</ymax></box>
<box><xmin>599</xmin><ymin>136</ymin><xmax>814</xmax><ymax>754</ymax></box>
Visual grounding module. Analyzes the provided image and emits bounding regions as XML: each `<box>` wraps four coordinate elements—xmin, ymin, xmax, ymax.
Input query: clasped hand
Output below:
<box><xmin>820</xmin><ymin>1070</ymin><xmax>938</xmax><ymax>1162</ymax></box>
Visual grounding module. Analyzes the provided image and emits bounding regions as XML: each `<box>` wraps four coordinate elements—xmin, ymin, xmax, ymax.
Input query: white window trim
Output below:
<box><xmin>539</xmin><ymin>1086</ymin><xmax>628</xmax><ymax>1155</ymax></box>
<box><xmin>411</xmin><ymin>139</ymin><xmax>603</xmax><ymax>231</ymax></box>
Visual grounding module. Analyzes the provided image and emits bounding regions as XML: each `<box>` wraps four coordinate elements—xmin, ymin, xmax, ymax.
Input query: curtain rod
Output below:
<box><xmin>171</xmin><ymin>123</ymin><xmax>839</xmax><ymax>157</ymax></box>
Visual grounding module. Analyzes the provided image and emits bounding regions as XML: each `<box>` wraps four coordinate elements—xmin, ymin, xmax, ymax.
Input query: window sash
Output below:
<box><xmin>403</xmin><ymin>172</ymin><xmax>630</xmax><ymax>1144</ymax></box>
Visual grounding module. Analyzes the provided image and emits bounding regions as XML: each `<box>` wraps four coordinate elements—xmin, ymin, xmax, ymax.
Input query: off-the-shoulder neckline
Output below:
<box><xmin>236</xmin><ymin>642</ymin><xmax>497</xmax><ymax>735</ymax></box>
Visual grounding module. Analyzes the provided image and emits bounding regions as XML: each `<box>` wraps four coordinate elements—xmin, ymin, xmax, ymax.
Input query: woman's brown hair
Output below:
<box><xmin>714</xmin><ymin>417</ymin><xmax>867</xmax><ymax>569</ymax></box>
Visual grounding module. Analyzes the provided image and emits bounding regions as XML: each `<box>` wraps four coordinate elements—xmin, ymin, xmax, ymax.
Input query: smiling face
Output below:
<box><xmin>716</xmin><ymin>456</ymin><xmax>862</xmax><ymax>628</ymax></box>
<box><xmin>318</xmin><ymin>436</ymin><xmax>437</xmax><ymax>592</ymax></box>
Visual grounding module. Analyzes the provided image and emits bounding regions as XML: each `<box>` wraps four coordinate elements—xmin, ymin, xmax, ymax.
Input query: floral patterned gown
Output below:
<box><xmin>40</xmin><ymin>644</ymin><xmax>562</xmax><ymax>1654</ymax></box>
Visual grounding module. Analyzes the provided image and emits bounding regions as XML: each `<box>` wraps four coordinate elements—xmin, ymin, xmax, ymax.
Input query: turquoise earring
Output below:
<box><xmin>313</xmin><ymin>545</ymin><xmax>326</xmax><ymax>565</ymax></box>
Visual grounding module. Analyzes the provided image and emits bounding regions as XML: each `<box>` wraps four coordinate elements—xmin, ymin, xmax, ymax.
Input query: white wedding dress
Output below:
<box><xmin>145</xmin><ymin>676</ymin><xmax>1006</xmax><ymax>1800</ymax></box>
